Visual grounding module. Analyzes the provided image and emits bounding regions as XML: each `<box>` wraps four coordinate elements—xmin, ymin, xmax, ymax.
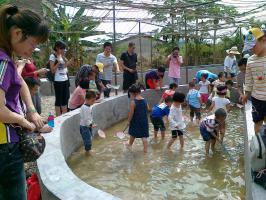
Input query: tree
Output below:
<box><xmin>149</xmin><ymin>0</ymin><xmax>238</xmax><ymax>65</ymax></box>
<box><xmin>41</xmin><ymin>3</ymin><xmax>103</xmax><ymax>73</ymax></box>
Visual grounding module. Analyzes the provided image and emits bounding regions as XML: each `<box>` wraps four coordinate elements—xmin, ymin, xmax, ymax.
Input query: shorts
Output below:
<box><xmin>200</xmin><ymin>126</ymin><xmax>217</xmax><ymax>141</ymax></box>
<box><xmin>171</xmin><ymin>130</ymin><xmax>183</xmax><ymax>138</ymax></box>
<box><xmin>150</xmin><ymin>116</ymin><xmax>166</xmax><ymax>132</ymax></box>
<box><xmin>224</xmin><ymin>72</ymin><xmax>236</xmax><ymax>78</ymax></box>
<box><xmin>200</xmin><ymin>93</ymin><xmax>209</xmax><ymax>104</ymax></box>
<box><xmin>54</xmin><ymin>81</ymin><xmax>70</xmax><ymax>107</ymax></box>
<box><xmin>251</xmin><ymin>97</ymin><xmax>266</xmax><ymax>123</ymax></box>
<box><xmin>189</xmin><ymin>105</ymin><xmax>201</xmax><ymax>119</ymax></box>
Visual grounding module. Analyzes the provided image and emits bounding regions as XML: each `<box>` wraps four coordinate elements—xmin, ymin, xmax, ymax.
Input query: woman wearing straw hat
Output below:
<box><xmin>224</xmin><ymin>46</ymin><xmax>240</xmax><ymax>80</ymax></box>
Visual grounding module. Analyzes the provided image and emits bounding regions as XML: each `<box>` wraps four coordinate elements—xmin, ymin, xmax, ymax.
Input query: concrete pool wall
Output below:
<box><xmin>38</xmin><ymin>87</ymin><xmax>189</xmax><ymax>199</ymax></box>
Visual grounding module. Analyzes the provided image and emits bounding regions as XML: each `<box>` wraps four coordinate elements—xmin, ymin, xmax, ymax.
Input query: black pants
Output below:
<box><xmin>123</xmin><ymin>72</ymin><xmax>137</xmax><ymax>91</ymax></box>
<box><xmin>53</xmin><ymin>81</ymin><xmax>70</xmax><ymax>107</ymax></box>
<box><xmin>101</xmin><ymin>79</ymin><xmax>111</xmax><ymax>98</ymax></box>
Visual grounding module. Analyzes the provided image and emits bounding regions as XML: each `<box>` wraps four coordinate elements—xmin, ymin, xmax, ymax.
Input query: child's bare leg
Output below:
<box><xmin>154</xmin><ymin>130</ymin><xmax>158</xmax><ymax>139</ymax></box>
<box><xmin>219</xmin><ymin>129</ymin><xmax>225</xmax><ymax>143</ymax></box>
<box><xmin>205</xmin><ymin>141</ymin><xmax>210</xmax><ymax>155</ymax></box>
<box><xmin>167</xmin><ymin>138</ymin><xmax>176</xmax><ymax>149</ymax></box>
<box><xmin>179</xmin><ymin>135</ymin><xmax>184</xmax><ymax>148</ymax></box>
<box><xmin>161</xmin><ymin>131</ymin><xmax>165</xmax><ymax>140</ymax></box>
<box><xmin>128</xmin><ymin>136</ymin><xmax>135</xmax><ymax>146</ymax></box>
<box><xmin>254</xmin><ymin>121</ymin><xmax>263</xmax><ymax>134</ymax></box>
<box><xmin>142</xmin><ymin>137</ymin><xmax>148</xmax><ymax>153</ymax></box>
<box><xmin>210</xmin><ymin>139</ymin><xmax>216</xmax><ymax>152</ymax></box>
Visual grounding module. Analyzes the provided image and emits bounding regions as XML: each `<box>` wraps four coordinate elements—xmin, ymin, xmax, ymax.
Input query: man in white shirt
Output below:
<box><xmin>224</xmin><ymin>46</ymin><xmax>240</xmax><ymax>80</ymax></box>
<box><xmin>96</xmin><ymin>42</ymin><xmax>119</xmax><ymax>98</ymax></box>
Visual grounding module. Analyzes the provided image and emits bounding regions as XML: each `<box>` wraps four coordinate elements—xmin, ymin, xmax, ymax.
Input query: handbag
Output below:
<box><xmin>13</xmin><ymin>96</ymin><xmax>46</xmax><ymax>163</ymax></box>
<box><xmin>252</xmin><ymin>169</ymin><xmax>266</xmax><ymax>189</ymax></box>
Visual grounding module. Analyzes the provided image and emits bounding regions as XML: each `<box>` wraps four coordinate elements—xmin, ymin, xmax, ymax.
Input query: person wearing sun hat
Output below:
<box><xmin>224</xmin><ymin>46</ymin><xmax>240</xmax><ymax>80</ymax></box>
<box><xmin>242</xmin><ymin>27</ymin><xmax>266</xmax><ymax>134</ymax></box>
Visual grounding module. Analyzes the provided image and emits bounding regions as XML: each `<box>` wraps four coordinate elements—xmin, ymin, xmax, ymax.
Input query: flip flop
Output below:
<box><xmin>98</xmin><ymin>129</ymin><xmax>106</xmax><ymax>138</ymax></box>
<box><xmin>116</xmin><ymin>131</ymin><xmax>126</xmax><ymax>139</ymax></box>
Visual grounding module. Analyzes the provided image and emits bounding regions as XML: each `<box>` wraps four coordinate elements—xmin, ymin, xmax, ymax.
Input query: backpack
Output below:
<box><xmin>46</xmin><ymin>54</ymin><xmax>57</xmax><ymax>82</ymax></box>
<box><xmin>250</xmin><ymin>125</ymin><xmax>266</xmax><ymax>171</ymax></box>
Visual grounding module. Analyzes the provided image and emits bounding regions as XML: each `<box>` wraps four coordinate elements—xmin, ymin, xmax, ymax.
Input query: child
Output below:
<box><xmin>200</xmin><ymin>108</ymin><xmax>227</xmax><ymax>155</ymax></box>
<box><xmin>212</xmin><ymin>72</ymin><xmax>226</xmax><ymax>98</ymax></box>
<box><xmin>127</xmin><ymin>84</ymin><xmax>150</xmax><ymax>153</ymax></box>
<box><xmin>24</xmin><ymin>77</ymin><xmax>41</xmax><ymax>114</ymax></box>
<box><xmin>208</xmin><ymin>85</ymin><xmax>231</xmax><ymax>142</ymax></box>
<box><xmin>242</xmin><ymin>28</ymin><xmax>266</xmax><ymax>134</ymax></box>
<box><xmin>198</xmin><ymin>73</ymin><xmax>210</xmax><ymax>105</ymax></box>
<box><xmin>237</xmin><ymin>58</ymin><xmax>247</xmax><ymax>103</ymax></box>
<box><xmin>167</xmin><ymin>92</ymin><xmax>186</xmax><ymax>150</ymax></box>
<box><xmin>150</xmin><ymin>96</ymin><xmax>172</xmax><ymax>139</ymax></box>
<box><xmin>160</xmin><ymin>83</ymin><xmax>177</xmax><ymax>102</ymax></box>
<box><xmin>80</xmin><ymin>90</ymin><xmax>97</xmax><ymax>155</ymax></box>
<box><xmin>186</xmin><ymin>82</ymin><xmax>201</xmax><ymax>124</ymax></box>
<box><xmin>68</xmin><ymin>78</ymin><xmax>90</xmax><ymax>111</ymax></box>
<box><xmin>225</xmin><ymin>80</ymin><xmax>234</xmax><ymax>100</ymax></box>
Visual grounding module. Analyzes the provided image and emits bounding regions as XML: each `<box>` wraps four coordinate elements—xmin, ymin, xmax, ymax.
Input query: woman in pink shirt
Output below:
<box><xmin>166</xmin><ymin>46</ymin><xmax>183</xmax><ymax>85</ymax></box>
<box><xmin>68</xmin><ymin>78</ymin><xmax>90</xmax><ymax>111</ymax></box>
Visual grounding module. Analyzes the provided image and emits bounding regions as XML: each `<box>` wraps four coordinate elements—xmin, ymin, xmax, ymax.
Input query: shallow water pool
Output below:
<box><xmin>68</xmin><ymin>109</ymin><xmax>245</xmax><ymax>200</ymax></box>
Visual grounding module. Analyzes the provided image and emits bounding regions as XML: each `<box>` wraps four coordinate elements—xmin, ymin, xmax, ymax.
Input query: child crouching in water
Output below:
<box><xmin>150</xmin><ymin>96</ymin><xmax>173</xmax><ymax>139</ymax></box>
<box><xmin>128</xmin><ymin>84</ymin><xmax>150</xmax><ymax>153</ymax></box>
<box><xmin>200</xmin><ymin>108</ymin><xmax>227</xmax><ymax>155</ymax></box>
<box><xmin>167</xmin><ymin>92</ymin><xmax>186</xmax><ymax>150</ymax></box>
<box><xmin>207</xmin><ymin>85</ymin><xmax>231</xmax><ymax>142</ymax></box>
<box><xmin>80</xmin><ymin>90</ymin><xmax>97</xmax><ymax>156</ymax></box>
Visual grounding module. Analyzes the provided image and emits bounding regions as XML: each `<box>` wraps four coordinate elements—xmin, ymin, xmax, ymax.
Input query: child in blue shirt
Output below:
<box><xmin>150</xmin><ymin>96</ymin><xmax>173</xmax><ymax>139</ymax></box>
<box><xmin>186</xmin><ymin>82</ymin><xmax>202</xmax><ymax>124</ymax></box>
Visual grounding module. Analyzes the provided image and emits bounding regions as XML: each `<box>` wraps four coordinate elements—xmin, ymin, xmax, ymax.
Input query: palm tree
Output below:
<box><xmin>42</xmin><ymin>3</ymin><xmax>103</xmax><ymax>71</ymax></box>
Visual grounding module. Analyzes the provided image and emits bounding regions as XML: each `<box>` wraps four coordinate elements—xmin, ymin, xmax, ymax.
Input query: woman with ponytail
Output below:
<box><xmin>0</xmin><ymin>4</ymin><xmax>49</xmax><ymax>200</ymax></box>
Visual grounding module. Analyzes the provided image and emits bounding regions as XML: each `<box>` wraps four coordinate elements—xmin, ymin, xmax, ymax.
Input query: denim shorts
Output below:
<box><xmin>171</xmin><ymin>130</ymin><xmax>183</xmax><ymax>138</ymax></box>
<box><xmin>251</xmin><ymin>97</ymin><xmax>266</xmax><ymax>123</ymax></box>
<box><xmin>200</xmin><ymin>126</ymin><xmax>216</xmax><ymax>141</ymax></box>
<box><xmin>150</xmin><ymin>116</ymin><xmax>166</xmax><ymax>131</ymax></box>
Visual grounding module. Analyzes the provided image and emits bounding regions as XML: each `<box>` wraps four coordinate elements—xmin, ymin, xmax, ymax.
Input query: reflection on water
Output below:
<box><xmin>67</xmin><ymin>109</ymin><xmax>245</xmax><ymax>200</ymax></box>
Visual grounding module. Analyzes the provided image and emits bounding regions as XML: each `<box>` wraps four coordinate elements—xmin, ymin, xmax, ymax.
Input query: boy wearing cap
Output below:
<box><xmin>224</xmin><ymin>46</ymin><xmax>240</xmax><ymax>80</ymax></box>
<box><xmin>242</xmin><ymin>28</ymin><xmax>266</xmax><ymax>134</ymax></box>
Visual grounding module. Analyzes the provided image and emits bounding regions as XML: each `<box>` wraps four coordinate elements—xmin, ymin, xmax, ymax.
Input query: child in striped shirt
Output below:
<box><xmin>242</xmin><ymin>28</ymin><xmax>266</xmax><ymax>134</ymax></box>
<box><xmin>200</xmin><ymin>108</ymin><xmax>227</xmax><ymax>155</ymax></box>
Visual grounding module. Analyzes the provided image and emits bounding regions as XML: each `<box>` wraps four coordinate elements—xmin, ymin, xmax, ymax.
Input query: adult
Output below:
<box><xmin>49</xmin><ymin>41</ymin><xmax>73</xmax><ymax>116</ymax></box>
<box><xmin>195</xmin><ymin>69</ymin><xmax>218</xmax><ymax>83</ymax></box>
<box><xmin>21</xmin><ymin>58</ymin><xmax>48</xmax><ymax>114</ymax></box>
<box><xmin>166</xmin><ymin>46</ymin><xmax>183</xmax><ymax>85</ymax></box>
<box><xmin>96</xmin><ymin>42</ymin><xmax>119</xmax><ymax>98</ymax></box>
<box><xmin>0</xmin><ymin>4</ymin><xmax>48</xmax><ymax>200</ymax></box>
<box><xmin>120</xmin><ymin>42</ymin><xmax>138</xmax><ymax>92</ymax></box>
<box><xmin>224</xmin><ymin>46</ymin><xmax>240</xmax><ymax>80</ymax></box>
<box><xmin>145</xmin><ymin>67</ymin><xmax>165</xmax><ymax>89</ymax></box>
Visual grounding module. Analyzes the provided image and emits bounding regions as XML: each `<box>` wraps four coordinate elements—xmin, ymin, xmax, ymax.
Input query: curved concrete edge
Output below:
<box><xmin>244</xmin><ymin>102</ymin><xmax>266</xmax><ymax>200</ymax></box>
<box><xmin>38</xmin><ymin>87</ymin><xmax>192</xmax><ymax>199</ymax></box>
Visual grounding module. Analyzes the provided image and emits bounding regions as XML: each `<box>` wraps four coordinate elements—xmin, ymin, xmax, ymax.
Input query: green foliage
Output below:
<box><xmin>38</xmin><ymin>3</ymin><xmax>102</xmax><ymax>74</ymax></box>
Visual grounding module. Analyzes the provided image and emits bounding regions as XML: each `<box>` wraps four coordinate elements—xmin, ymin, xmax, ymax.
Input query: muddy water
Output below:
<box><xmin>68</xmin><ymin>109</ymin><xmax>245</xmax><ymax>200</ymax></box>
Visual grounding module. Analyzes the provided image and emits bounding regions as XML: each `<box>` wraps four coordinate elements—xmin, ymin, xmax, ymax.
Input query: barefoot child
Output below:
<box><xmin>200</xmin><ymin>108</ymin><xmax>227</xmax><ymax>155</ymax></box>
<box><xmin>150</xmin><ymin>96</ymin><xmax>172</xmax><ymax>139</ymax></box>
<box><xmin>160</xmin><ymin>83</ymin><xmax>177</xmax><ymax>103</ymax></box>
<box><xmin>80</xmin><ymin>91</ymin><xmax>97</xmax><ymax>155</ymax></box>
<box><xmin>208</xmin><ymin>85</ymin><xmax>231</xmax><ymax>142</ymax></box>
<box><xmin>127</xmin><ymin>84</ymin><xmax>149</xmax><ymax>153</ymax></box>
<box><xmin>198</xmin><ymin>73</ymin><xmax>210</xmax><ymax>106</ymax></box>
<box><xmin>186</xmin><ymin>82</ymin><xmax>201</xmax><ymax>124</ymax></box>
<box><xmin>167</xmin><ymin>92</ymin><xmax>186</xmax><ymax>150</ymax></box>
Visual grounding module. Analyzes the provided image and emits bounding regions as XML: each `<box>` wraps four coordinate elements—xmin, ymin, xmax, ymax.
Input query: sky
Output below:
<box><xmin>64</xmin><ymin>0</ymin><xmax>266</xmax><ymax>43</ymax></box>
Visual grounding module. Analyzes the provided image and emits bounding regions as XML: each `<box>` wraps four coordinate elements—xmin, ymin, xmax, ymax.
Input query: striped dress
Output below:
<box><xmin>245</xmin><ymin>55</ymin><xmax>266</xmax><ymax>101</ymax></box>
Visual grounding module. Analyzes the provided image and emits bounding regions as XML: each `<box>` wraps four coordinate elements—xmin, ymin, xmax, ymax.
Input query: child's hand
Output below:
<box><xmin>92</xmin><ymin>124</ymin><xmax>97</xmax><ymax>128</ymax></box>
<box><xmin>39</xmin><ymin>124</ymin><xmax>53</xmax><ymax>133</ymax></box>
